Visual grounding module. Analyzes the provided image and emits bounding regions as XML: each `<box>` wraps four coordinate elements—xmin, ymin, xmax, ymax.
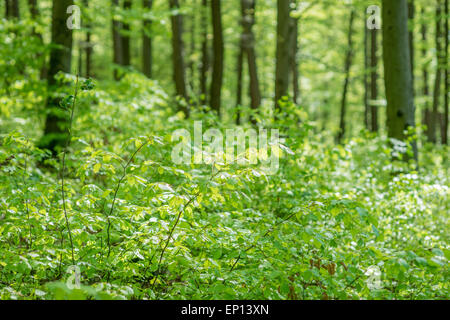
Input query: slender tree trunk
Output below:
<box><xmin>408</xmin><ymin>0</ymin><xmax>415</xmax><ymax>94</ymax></box>
<box><xmin>382</xmin><ymin>0</ymin><xmax>417</xmax><ymax>160</ymax></box>
<box><xmin>78</xmin><ymin>41</ymin><xmax>83</xmax><ymax>76</ymax></box>
<box><xmin>121</xmin><ymin>0</ymin><xmax>132</xmax><ymax>67</ymax></box>
<box><xmin>112</xmin><ymin>0</ymin><xmax>124</xmax><ymax>80</ymax></box>
<box><xmin>199</xmin><ymin>0</ymin><xmax>209</xmax><ymax>105</ymax></box>
<box><xmin>430</xmin><ymin>0</ymin><xmax>443</xmax><ymax>144</ymax></box>
<box><xmin>28</xmin><ymin>0</ymin><xmax>47</xmax><ymax>79</ymax></box>
<box><xmin>5</xmin><ymin>0</ymin><xmax>19</xmax><ymax>18</ymax></box>
<box><xmin>188</xmin><ymin>0</ymin><xmax>197</xmax><ymax>93</ymax></box>
<box><xmin>169</xmin><ymin>0</ymin><xmax>189</xmax><ymax>115</ymax></box>
<box><xmin>421</xmin><ymin>7</ymin><xmax>431</xmax><ymax>139</ymax></box>
<box><xmin>236</xmin><ymin>26</ymin><xmax>244</xmax><ymax>125</ymax></box>
<box><xmin>41</xmin><ymin>0</ymin><xmax>74</xmax><ymax>153</ymax></box>
<box><xmin>275</xmin><ymin>0</ymin><xmax>292</xmax><ymax>112</ymax></box>
<box><xmin>289</xmin><ymin>14</ymin><xmax>300</xmax><ymax>104</ymax></box>
<box><xmin>242</xmin><ymin>0</ymin><xmax>261</xmax><ymax>122</ymax></box>
<box><xmin>364</xmin><ymin>20</ymin><xmax>370</xmax><ymax>130</ymax></box>
<box><xmin>443</xmin><ymin>0</ymin><xmax>449</xmax><ymax>144</ymax></box>
<box><xmin>83</xmin><ymin>0</ymin><xmax>92</xmax><ymax>78</ymax></box>
<box><xmin>337</xmin><ymin>10</ymin><xmax>355</xmax><ymax>144</ymax></box>
<box><xmin>370</xmin><ymin>26</ymin><xmax>379</xmax><ymax>132</ymax></box>
<box><xmin>142</xmin><ymin>0</ymin><xmax>153</xmax><ymax>78</ymax></box>
<box><xmin>210</xmin><ymin>0</ymin><xmax>224</xmax><ymax>115</ymax></box>
<box><xmin>27</xmin><ymin>0</ymin><xmax>37</xmax><ymax>18</ymax></box>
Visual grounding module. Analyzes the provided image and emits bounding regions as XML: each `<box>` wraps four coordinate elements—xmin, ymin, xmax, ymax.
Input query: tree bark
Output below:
<box><xmin>408</xmin><ymin>0</ymin><xmax>415</xmax><ymax>94</ymax></box>
<box><xmin>42</xmin><ymin>0</ymin><xmax>74</xmax><ymax>153</ymax></box>
<box><xmin>370</xmin><ymin>26</ymin><xmax>379</xmax><ymax>132</ymax></box>
<box><xmin>199</xmin><ymin>0</ymin><xmax>209</xmax><ymax>105</ymax></box>
<box><xmin>188</xmin><ymin>0</ymin><xmax>197</xmax><ymax>93</ymax></box>
<box><xmin>170</xmin><ymin>0</ymin><xmax>189</xmax><ymax>115</ymax></box>
<box><xmin>337</xmin><ymin>9</ymin><xmax>355</xmax><ymax>144</ymax></box>
<box><xmin>121</xmin><ymin>0</ymin><xmax>132</xmax><ymax>67</ymax></box>
<box><xmin>28</xmin><ymin>0</ymin><xmax>47</xmax><ymax>79</ymax></box>
<box><xmin>430</xmin><ymin>0</ymin><xmax>443</xmax><ymax>144</ymax></box>
<box><xmin>275</xmin><ymin>0</ymin><xmax>291</xmax><ymax>112</ymax></box>
<box><xmin>421</xmin><ymin>7</ymin><xmax>431</xmax><ymax>139</ymax></box>
<box><xmin>364</xmin><ymin>19</ymin><xmax>369</xmax><ymax>130</ymax></box>
<box><xmin>82</xmin><ymin>0</ymin><xmax>92</xmax><ymax>78</ymax></box>
<box><xmin>236</xmin><ymin>32</ymin><xmax>244</xmax><ymax>125</ymax></box>
<box><xmin>443</xmin><ymin>0</ymin><xmax>449</xmax><ymax>144</ymax></box>
<box><xmin>142</xmin><ymin>0</ymin><xmax>153</xmax><ymax>78</ymax></box>
<box><xmin>289</xmin><ymin>13</ymin><xmax>300</xmax><ymax>104</ymax></box>
<box><xmin>242</xmin><ymin>0</ymin><xmax>261</xmax><ymax>122</ymax></box>
<box><xmin>382</xmin><ymin>0</ymin><xmax>417</xmax><ymax>160</ymax></box>
<box><xmin>112</xmin><ymin>0</ymin><xmax>124</xmax><ymax>80</ymax></box>
<box><xmin>5</xmin><ymin>0</ymin><xmax>19</xmax><ymax>19</ymax></box>
<box><xmin>210</xmin><ymin>0</ymin><xmax>224</xmax><ymax>115</ymax></box>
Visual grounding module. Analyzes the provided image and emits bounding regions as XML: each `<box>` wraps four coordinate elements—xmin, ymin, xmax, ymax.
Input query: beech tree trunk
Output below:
<box><xmin>430</xmin><ymin>0</ymin><xmax>443</xmax><ymax>144</ymax></box>
<box><xmin>421</xmin><ymin>7</ymin><xmax>431</xmax><ymax>139</ymax></box>
<box><xmin>275</xmin><ymin>0</ymin><xmax>292</xmax><ymax>112</ymax></box>
<box><xmin>242</xmin><ymin>0</ymin><xmax>261</xmax><ymax>122</ymax></box>
<box><xmin>170</xmin><ymin>0</ymin><xmax>189</xmax><ymax>115</ymax></box>
<box><xmin>83</xmin><ymin>0</ymin><xmax>92</xmax><ymax>78</ymax></box>
<box><xmin>142</xmin><ymin>0</ymin><xmax>153</xmax><ymax>78</ymax></box>
<box><xmin>236</xmin><ymin>30</ymin><xmax>244</xmax><ymax>125</ymax></box>
<box><xmin>382</xmin><ymin>0</ymin><xmax>417</xmax><ymax>160</ymax></box>
<box><xmin>370</xmin><ymin>25</ymin><xmax>379</xmax><ymax>132</ymax></box>
<box><xmin>5</xmin><ymin>0</ymin><xmax>19</xmax><ymax>19</ymax></box>
<box><xmin>337</xmin><ymin>10</ymin><xmax>355</xmax><ymax>144</ymax></box>
<box><xmin>364</xmin><ymin>20</ymin><xmax>369</xmax><ymax>130</ymax></box>
<box><xmin>199</xmin><ymin>0</ymin><xmax>209</xmax><ymax>105</ymax></box>
<box><xmin>42</xmin><ymin>0</ymin><xmax>74</xmax><ymax>153</ymax></box>
<box><xmin>289</xmin><ymin>12</ymin><xmax>300</xmax><ymax>104</ymax></box>
<box><xmin>408</xmin><ymin>0</ymin><xmax>415</xmax><ymax>94</ymax></box>
<box><xmin>112</xmin><ymin>0</ymin><xmax>124</xmax><ymax>80</ymax></box>
<box><xmin>121</xmin><ymin>0</ymin><xmax>132</xmax><ymax>67</ymax></box>
<box><xmin>443</xmin><ymin>0</ymin><xmax>449</xmax><ymax>144</ymax></box>
<box><xmin>210</xmin><ymin>0</ymin><xmax>224</xmax><ymax>115</ymax></box>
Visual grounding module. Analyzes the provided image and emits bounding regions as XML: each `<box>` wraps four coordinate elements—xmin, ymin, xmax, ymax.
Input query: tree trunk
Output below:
<box><xmin>188</xmin><ymin>0</ymin><xmax>197</xmax><ymax>93</ymax></box>
<box><xmin>236</xmin><ymin>31</ymin><xmax>244</xmax><ymax>125</ymax></box>
<box><xmin>41</xmin><ymin>0</ymin><xmax>74</xmax><ymax>153</ymax></box>
<box><xmin>142</xmin><ymin>0</ymin><xmax>153</xmax><ymax>78</ymax></box>
<box><xmin>443</xmin><ymin>0</ymin><xmax>449</xmax><ymax>144</ymax></box>
<box><xmin>421</xmin><ymin>7</ymin><xmax>431</xmax><ymax>139</ymax></box>
<box><xmin>27</xmin><ymin>0</ymin><xmax>37</xmax><ymax>17</ymax></box>
<box><xmin>337</xmin><ymin>9</ymin><xmax>355</xmax><ymax>144</ymax></box>
<box><xmin>275</xmin><ymin>0</ymin><xmax>292</xmax><ymax>112</ymax></box>
<box><xmin>364</xmin><ymin>19</ymin><xmax>369</xmax><ymax>130</ymax></box>
<box><xmin>242</xmin><ymin>0</ymin><xmax>261</xmax><ymax>122</ymax></box>
<box><xmin>408</xmin><ymin>0</ymin><xmax>415</xmax><ymax>94</ymax></box>
<box><xmin>5</xmin><ymin>0</ymin><xmax>19</xmax><ymax>18</ymax></box>
<box><xmin>289</xmin><ymin>14</ymin><xmax>300</xmax><ymax>104</ymax></box>
<box><xmin>121</xmin><ymin>0</ymin><xmax>132</xmax><ymax>67</ymax></box>
<box><xmin>28</xmin><ymin>0</ymin><xmax>47</xmax><ymax>79</ymax></box>
<box><xmin>170</xmin><ymin>0</ymin><xmax>189</xmax><ymax>115</ymax></box>
<box><xmin>199</xmin><ymin>0</ymin><xmax>209</xmax><ymax>105</ymax></box>
<box><xmin>210</xmin><ymin>0</ymin><xmax>224</xmax><ymax>115</ymax></box>
<box><xmin>112</xmin><ymin>0</ymin><xmax>124</xmax><ymax>80</ymax></box>
<box><xmin>370</xmin><ymin>26</ymin><xmax>379</xmax><ymax>132</ymax></box>
<box><xmin>430</xmin><ymin>0</ymin><xmax>443</xmax><ymax>144</ymax></box>
<box><xmin>84</xmin><ymin>0</ymin><xmax>92</xmax><ymax>78</ymax></box>
<box><xmin>382</xmin><ymin>0</ymin><xmax>417</xmax><ymax>160</ymax></box>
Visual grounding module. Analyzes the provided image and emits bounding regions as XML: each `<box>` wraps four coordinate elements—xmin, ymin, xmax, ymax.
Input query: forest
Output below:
<box><xmin>0</xmin><ymin>0</ymin><xmax>448</xmax><ymax>301</ymax></box>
